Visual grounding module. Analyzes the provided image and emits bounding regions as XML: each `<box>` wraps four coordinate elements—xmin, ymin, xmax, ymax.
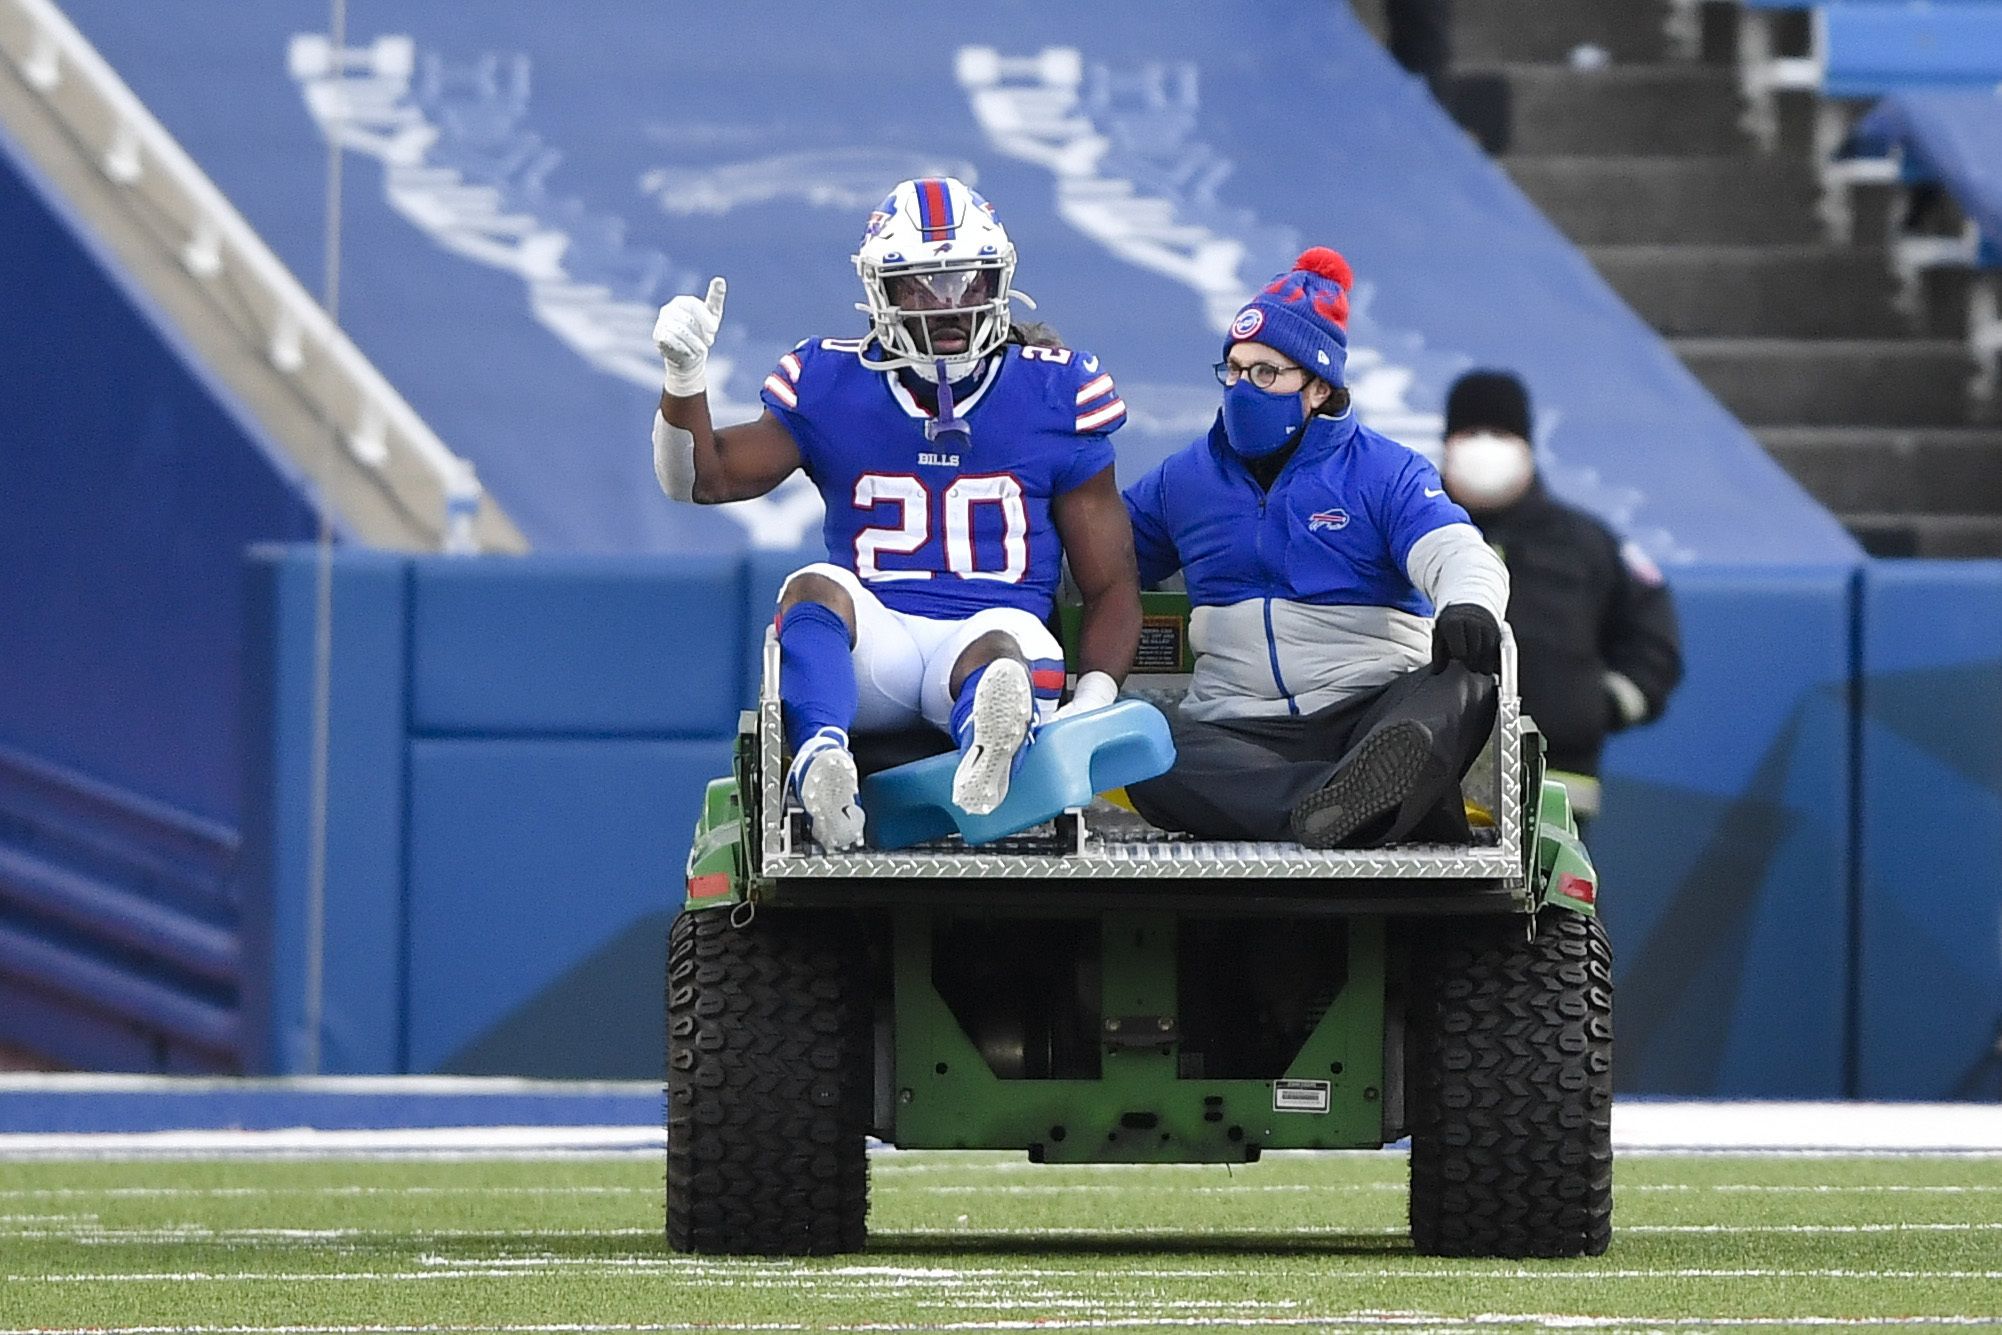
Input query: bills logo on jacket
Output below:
<box><xmin>1308</xmin><ymin>509</ymin><xmax>1350</xmax><ymax>532</ymax></box>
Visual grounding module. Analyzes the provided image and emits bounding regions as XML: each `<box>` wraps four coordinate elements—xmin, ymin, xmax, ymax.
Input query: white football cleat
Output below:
<box><xmin>788</xmin><ymin>727</ymin><xmax>865</xmax><ymax>851</ymax></box>
<box><xmin>951</xmin><ymin>659</ymin><xmax>1034</xmax><ymax>817</ymax></box>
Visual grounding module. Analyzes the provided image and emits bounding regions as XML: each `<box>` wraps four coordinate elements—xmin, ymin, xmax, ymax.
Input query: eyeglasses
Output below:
<box><xmin>1214</xmin><ymin>360</ymin><xmax>1309</xmax><ymax>390</ymax></box>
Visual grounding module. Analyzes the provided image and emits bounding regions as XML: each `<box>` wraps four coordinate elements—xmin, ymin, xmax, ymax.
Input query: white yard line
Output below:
<box><xmin>0</xmin><ymin>1185</ymin><xmax>649</xmax><ymax>1199</ymax></box>
<box><xmin>6</xmin><ymin>1100</ymin><xmax>2002</xmax><ymax>1158</ymax></box>
<box><xmin>4</xmin><ymin>1316</ymin><xmax>2002</xmax><ymax>1334</ymax></box>
<box><xmin>13</xmin><ymin>1266</ymin><xmax>2002</xmax><ymax>1285</ymax></box>
<box><xmin>1</xmin><ymin>1179</ymin><xmax>1989</xmax><ymax>1202</ymax></box>
<box><xmin>0</xmin><ymin>1126</ymin><xmax>664</xmax><ymax>1158</ymax></box>
<box><xmin>11</xmin><ymin>1220</ymin><xmax>2002</xmax><ymax>1243</ymax></box>
<box><xmin>0</xmin><ymin>1075</ymin><xmax>658</xmax><ymax>1096</ymax></box>
<box><xmin>1614</xmin><ymin>1102</ymin><xmax>2002</xmax><ymax>1153</ymax></box>
<box><xmin>890</xmin><ymin>1221</ymin><xmax>2002</xmax><ymax>1237</ymax></box>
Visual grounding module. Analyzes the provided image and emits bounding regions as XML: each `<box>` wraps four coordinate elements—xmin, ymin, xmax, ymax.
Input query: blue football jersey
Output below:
<box><xmin>759</xmin><ymin>338</ymin><xmax>1124</xmax><ymax>620</ymax></box>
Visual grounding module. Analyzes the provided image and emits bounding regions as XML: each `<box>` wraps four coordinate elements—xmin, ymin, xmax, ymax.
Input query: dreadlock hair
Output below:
<box><xmin>1005</xmin><ymin>320</ymin><xmax>1064</xmax><ymax>349</ymax></box>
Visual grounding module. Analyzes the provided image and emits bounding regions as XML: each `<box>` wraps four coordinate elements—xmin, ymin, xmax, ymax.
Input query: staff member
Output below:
<box><xmin>1122</xmin><ymin>248</ymin><xmax>1509</xmax><ymax>849</ymax></box>
<box><xmin>1440</xmin><ymin>369</ymin><xmax>1683</xmax><ymax>834</ymax></box>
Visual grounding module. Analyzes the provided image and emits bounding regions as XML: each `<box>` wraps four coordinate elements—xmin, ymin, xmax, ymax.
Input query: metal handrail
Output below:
<box><xmin>0</xmin><ymin>0</ymin><xmax>485</xmax><ymax>552</ymax></box>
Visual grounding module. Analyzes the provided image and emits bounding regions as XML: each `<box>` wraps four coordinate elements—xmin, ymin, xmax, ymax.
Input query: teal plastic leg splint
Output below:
<box><xmin>859</xmin><ymin>700</ymin><xmax>1176</xmax><ymax>850</ymax></box>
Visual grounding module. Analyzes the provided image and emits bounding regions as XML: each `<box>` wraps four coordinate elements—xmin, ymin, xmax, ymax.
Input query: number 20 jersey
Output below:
<box><xmin>759</xmin><ymin>337</ymin><xmax>1126</xmax><ymax>621</ymax></box>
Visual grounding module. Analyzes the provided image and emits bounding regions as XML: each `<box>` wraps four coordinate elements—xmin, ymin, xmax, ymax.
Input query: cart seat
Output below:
<box><xmin>859</xmin><ymin>700</ymin><xmax>1176</xmax><ymax>850</ymax></box>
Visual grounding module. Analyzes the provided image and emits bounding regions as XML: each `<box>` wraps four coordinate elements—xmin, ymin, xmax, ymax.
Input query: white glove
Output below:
<box><xmin>653</xmin><ymin>276</ymin><xmax>727</xmax><ymax>397</ymax></box>
<box><xmin>1053</xmin><ymin>670</ymin><xmax>1117</xmax><ymax>722</ymax></box>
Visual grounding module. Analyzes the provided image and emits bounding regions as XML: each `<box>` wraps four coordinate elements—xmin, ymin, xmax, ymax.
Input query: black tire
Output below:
<box><xmin>665</xmin><ymin>907</ymin><xmax>869</xmax><ymax>1255</ymax></box>
<box><xmin>1408</xmin><ymin>908</ymin><xmax>1613</xmax><ymax>1258</ymax></box>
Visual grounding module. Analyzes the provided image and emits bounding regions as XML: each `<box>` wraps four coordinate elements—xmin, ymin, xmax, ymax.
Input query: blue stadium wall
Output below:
<box><xmin>0</xmin><ymin>125</ymin><xmax>320</xmax><ymax>1069</ymax></box>
<box><xmin>8</xmin><ymin>0</ymin><xmax>2000</xmax><ymax>1092</ymax></box>
<box><xmin>235</xmin><ymin>548</ymin><xmax>2002</xmax><ymax>1099</ymax></box>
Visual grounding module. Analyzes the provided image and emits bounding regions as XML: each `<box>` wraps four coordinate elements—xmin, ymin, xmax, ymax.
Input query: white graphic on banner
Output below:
<box><xmin>288</xmin><ymin>34</ymin><xmax>823</xmax><ymax>549</ymax></box>
<box><xmin>955</xmin><ymin>46</ymin><xmax>1685</xmax><ymax>560</ymax></box>
<box><xmin>956</xmin><ymin>46</ymin><xmax>1448</xmax><ymax>455</ymax></box>
<box><xmin>640</xmin><ymin>149</ymin><xmax>978</xmax><ymax>217</ymax></box>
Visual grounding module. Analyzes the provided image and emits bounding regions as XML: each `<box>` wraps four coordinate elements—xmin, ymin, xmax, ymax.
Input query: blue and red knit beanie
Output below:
<box><xmin>1223</xmin><ymin>247</ymin><xmax>1353</xmax><ymax>387</ymax></box>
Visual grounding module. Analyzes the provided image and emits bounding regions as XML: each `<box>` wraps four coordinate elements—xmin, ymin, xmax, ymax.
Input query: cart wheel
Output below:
<box><xmin>1408</xmin><ymin>909</ymin><xmax>1614</xmax><ymax>1257</ymax></box>
<box><xmin>665</xmin><ymin>907</ymin><xmax>869</xmax><ymax>1255</ymax></box>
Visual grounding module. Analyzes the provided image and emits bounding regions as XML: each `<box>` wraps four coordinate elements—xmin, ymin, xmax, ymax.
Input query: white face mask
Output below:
<box><xmin>1445</xmin><ymin>431</ymin><xmax>1535</xmax><ymax>510</ymax></box>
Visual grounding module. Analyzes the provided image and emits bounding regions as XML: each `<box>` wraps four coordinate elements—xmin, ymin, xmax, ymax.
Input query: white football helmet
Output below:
<box><xmin>854</xmin><ymin>177</ymin><xmax>1018</xmax><ymax>374</ymax></box>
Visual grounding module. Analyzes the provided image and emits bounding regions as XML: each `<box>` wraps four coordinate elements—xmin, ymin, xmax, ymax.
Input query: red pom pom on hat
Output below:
<box><xmin>1293</xmin><ymin>246</ymin><xmax>1352</xmax><ymax>288</ymax></box>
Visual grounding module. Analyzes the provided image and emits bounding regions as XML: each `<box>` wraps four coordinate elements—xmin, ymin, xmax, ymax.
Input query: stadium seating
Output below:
<box><xmin>1740</xmin><ymin>1</ymin><xmax>2002</xmax><ymax>152</ymax></box>
<box><xmin>1842</xmin><ymin>92</ymin><xmax>2002</xmax><ymax>399</ymax></box>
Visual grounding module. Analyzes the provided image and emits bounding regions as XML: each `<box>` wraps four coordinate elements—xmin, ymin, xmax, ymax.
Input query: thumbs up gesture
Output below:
<box><xmin>653</xmin><ymin>276</ymin><xmax>728</xmax><ymax>397</ymax></box>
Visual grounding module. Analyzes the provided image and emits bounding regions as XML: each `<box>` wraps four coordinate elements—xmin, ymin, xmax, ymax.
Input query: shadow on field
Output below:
<box><xmin>869</xmin><ymin>1232</ymin><xmax>1414</xmax><ymax>1257</ymax></box>
<box><xmin>436</xmin><ymin>1232</ymin><xmax>1416</xmax><ymax>1261</ymax></box>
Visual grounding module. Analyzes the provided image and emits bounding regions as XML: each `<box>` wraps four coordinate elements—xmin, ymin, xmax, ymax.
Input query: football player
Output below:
<box><xmin>650</xmin><ymin>177</ymin><xmax>1140</xmax><ymax>849</ymax></box>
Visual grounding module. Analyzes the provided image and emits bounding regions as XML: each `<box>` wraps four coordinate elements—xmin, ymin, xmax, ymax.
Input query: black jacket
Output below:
<box><xmin>1472</xmin><ymin>482</ymin><xmax>1683</xmax><ymax>776</ymax></box>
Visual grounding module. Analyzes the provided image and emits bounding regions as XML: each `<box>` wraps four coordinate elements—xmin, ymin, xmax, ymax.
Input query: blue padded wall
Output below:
<box><xmin>0</xmin><ymin>121</ymin><xmax>319</xmax><ymax>1072</ymax></box>
<box><xmin>0</xmin><ymin>128</ymin><xmax>319</xmax><ymax>824</ymax></box>
<box><xmin>409</xmin><ymin>556</ymin><xmax>747</xmax><ymax>737</ymax></box>
<box><xmin>1593</xmin><ymin>567</ymin><xmax>1856</xmax><ymax>1097</ymax></box>
<box><xmin>239</xmin><ymin>550</ymin><xmax>409</xmax><ymax>1075</ymax></box>
<box><xmin>404</xmin><ymin>737</ymin><xmax>727</xmax><ymax>1075</ymax></box>
<box><xmin>244</xmin><ymin>549</ymin><xmax>738</xmax><ymax>1078</ymax></box>
<box><xmin>1856</xmin><ymin>562</ymin><xmax>2002</xmax><ymax>1100</ymax></box>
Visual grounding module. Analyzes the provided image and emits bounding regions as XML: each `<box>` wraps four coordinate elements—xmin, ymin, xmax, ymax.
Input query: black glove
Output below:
<box><xmin>1432</xmin><ymin>603</ymin><xmax>1501</xmax><ymax>675</ymax></box>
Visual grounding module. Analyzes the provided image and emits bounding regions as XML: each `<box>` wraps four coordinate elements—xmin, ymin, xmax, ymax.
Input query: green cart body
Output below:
<box><xmin>668</xmin><ymin>593</ymin><xmax>1612</xmax><ymax>1258</ymax></box>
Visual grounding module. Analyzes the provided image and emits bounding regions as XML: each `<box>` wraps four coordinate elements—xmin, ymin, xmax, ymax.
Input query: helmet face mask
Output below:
<box><xmin>854</xmin><ymin>178</ymin><xmax>1016</xmax><ymax>373</ymax></box>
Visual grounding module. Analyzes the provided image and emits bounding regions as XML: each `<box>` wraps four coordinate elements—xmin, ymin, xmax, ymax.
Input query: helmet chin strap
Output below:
<box><xmin>925</xmin><ymin>358</ymin><xmax>972</xmax><ymax>448</ymax></box>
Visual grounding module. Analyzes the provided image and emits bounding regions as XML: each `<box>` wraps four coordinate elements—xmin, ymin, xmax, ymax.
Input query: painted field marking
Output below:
<box><xmin>0</xmin><ymin>1224</ymin><xmax>660</xmax><ymax>1241</ymax></box>
<box><xmin>886</xmin><ymin>1221</ymin><xmax>2002</xmax><ymax>1237</ymax></box>
<box><xmin>903</xmin><ymin>1181</ymin><xmax>2002</xmax><ymax>1196</ymax></box>
<box><xmin>0</xmin><ymin>1185</ymin><xmax>649</xmax><ymax>1199</ymax></box>
<box><xmin>3</xmin><ymin>1179</ymin><xmax>1991</xmax><ymax>1202</ymax></box>
<box><xmin>5</xmin><ymin>1314</ymin><xmax>2002</xmax><ymax>1333</ymax></box>
<box><xmin>14</xmin><ymin>1266</ymin><xmax>2002</xmax><ymax>1285</ymax></box>
<box><xmin>0</xmin><ymin>1126</ymin><xmax>665</xmax><ymax>1157</ymax></box>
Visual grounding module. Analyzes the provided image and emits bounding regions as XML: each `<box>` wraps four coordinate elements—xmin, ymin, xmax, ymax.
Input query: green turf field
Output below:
<box><xmin>2</xmin><ymin>1150</ymin><xmax>1999</xmax><ymax>1332</ymax></box>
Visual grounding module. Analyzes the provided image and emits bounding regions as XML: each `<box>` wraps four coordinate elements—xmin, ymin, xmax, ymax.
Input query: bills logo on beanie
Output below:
<box><xmin>1225</xmin><ymin>247</ymin><xmax>1353</xmax><ymax>386</ymax></box>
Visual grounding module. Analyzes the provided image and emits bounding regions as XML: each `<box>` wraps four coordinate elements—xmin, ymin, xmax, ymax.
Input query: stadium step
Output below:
<box><xmin>1453</xmin><ymin>0</ymin><xmax>1674</xmax><ymax>65</ymax></box>
<box><xmin>1757</xmin><ymin>427</ymin><xmax>2002</xmax><ymax>517</ymax></box>
<box><xmin>1588</xmin><ymin>245</ymin><xmax>1904</xmax><ymax>338</ymax></box>
<box><xmin>1673</xmin><ymin>337</ymin><xmax>1980</xmax><ymax>427</ymax></box>
<box><xmin>1840</xmin><ymin>512</ymin><xmax>2002</xmax><ymax>560</ymax></box>
<box><xmin>1498</xmin><ymin>64</ymin><xmax>1746</xmax><ymax>157</ymax></box>
<box><xmin>1504</xmin><ymin>157</ymin><xmax>1821</xmax><ymax>245</ymax></box>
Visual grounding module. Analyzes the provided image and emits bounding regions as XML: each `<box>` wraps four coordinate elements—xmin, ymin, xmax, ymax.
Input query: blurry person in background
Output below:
<box><xmin>1441</xmin><ymin>369</ymin><xmax>1683</xmax><ymax>839</ymax></box>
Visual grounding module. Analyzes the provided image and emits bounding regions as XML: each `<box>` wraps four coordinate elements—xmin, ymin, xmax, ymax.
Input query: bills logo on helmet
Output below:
<box><xmin>863</xmin><ymin>194</ymin><xmax>898</xmax><ymax>240</ymax></box>
<box><xmin>1308</xmin><ymin>509</ymin><xmax>1350</xmax><ymax>532</ymax></box>
<box><xmin>1230</xmin><ymin>308</ymin><xmax>1264</xmax><ymax>339</ymax></box>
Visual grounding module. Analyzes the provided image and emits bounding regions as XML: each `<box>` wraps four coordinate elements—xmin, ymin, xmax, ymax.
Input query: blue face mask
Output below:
<box><xmin>1222</xmin><ymin>379</ymin><xmax>1306</xmax><ymax>458</ymax></box>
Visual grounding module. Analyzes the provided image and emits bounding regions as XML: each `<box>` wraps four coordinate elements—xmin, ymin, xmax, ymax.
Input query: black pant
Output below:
<box><xmin>1126</xmin><ymin>662</ymin><xmax>1497</xmax><ymax>845</ymax></box>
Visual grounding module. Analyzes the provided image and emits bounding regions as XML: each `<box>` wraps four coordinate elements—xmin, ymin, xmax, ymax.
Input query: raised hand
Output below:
<box><xmin>653</xmin><ymin>276</ymin><xmax>728</xmax><ymax>397</ymax></box>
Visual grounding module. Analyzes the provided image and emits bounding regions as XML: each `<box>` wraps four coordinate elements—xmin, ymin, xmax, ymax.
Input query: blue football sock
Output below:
<box><xmin>778</xmin><ymin>601</ymin><xmax>857</xmax><ymax>755</ymax></box>
<box><xmin>949</xmin><ymin>663</ymin><xmax>989</xmax><ymax>753</ymax></box>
